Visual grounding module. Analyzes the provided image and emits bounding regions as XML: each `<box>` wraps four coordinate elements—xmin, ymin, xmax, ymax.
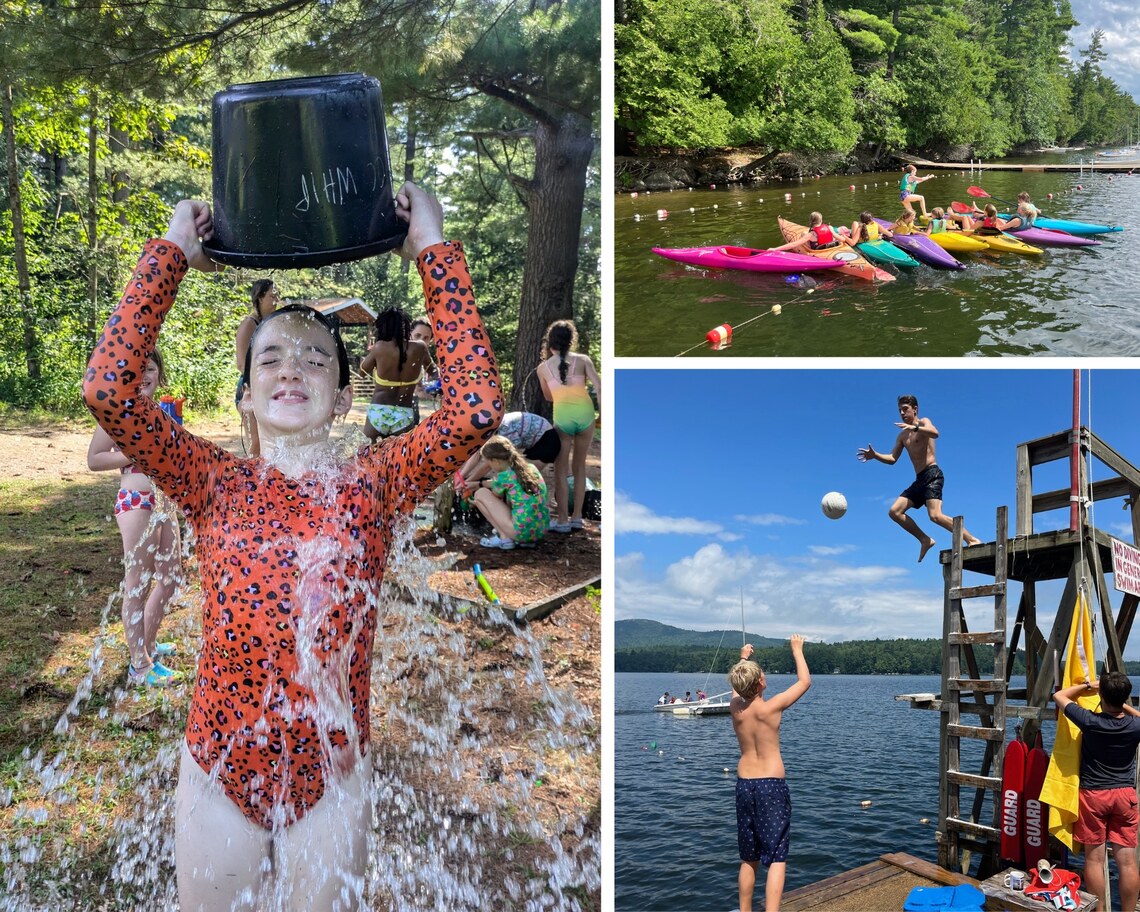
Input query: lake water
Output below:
<box><xmin>615</xmin><ymin>672</ymin><xmax>1036</xmax><ymax>912</ymax></box>
<box><xmin>613</xmin><ymin>156</ymin><xmax>1140</xmax><ymax>357</ymax></box>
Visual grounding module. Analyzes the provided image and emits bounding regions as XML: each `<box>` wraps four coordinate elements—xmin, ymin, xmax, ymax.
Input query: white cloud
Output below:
<box><xmin>616</xmin><ymin>541</ymin><xmax>943</xmax><ymax>641</ymax></box>
<box><xmin>734</xmin><ymin>513</ymin><xmax>806</xmax><ymax>526</ymax></box>
<box><xmin>809</xmin><ymin>544</ymin><xmax>857</xmax><ymax>556</ymax></box>
<box><xmin>615</xmin><ymin>491</ymin><xmax>725</xmax><ymax>536</ymax></box>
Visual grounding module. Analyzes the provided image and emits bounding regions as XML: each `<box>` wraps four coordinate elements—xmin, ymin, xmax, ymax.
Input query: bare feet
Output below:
<box><xmin>918</xmin><ymin>538</ymin><xmax>937</xmax><ymax>562</ymax></box>
<box><xmin>964</xmin><ymin>535</ymin><xmax>982</xmax><ymax>546</ymax></box>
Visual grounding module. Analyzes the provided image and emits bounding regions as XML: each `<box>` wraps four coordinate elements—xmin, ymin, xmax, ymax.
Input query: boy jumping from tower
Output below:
<box><xmin>857</xmin><ymin>394</ymin><xmax>981</xmax><ymax>562</ymax></box>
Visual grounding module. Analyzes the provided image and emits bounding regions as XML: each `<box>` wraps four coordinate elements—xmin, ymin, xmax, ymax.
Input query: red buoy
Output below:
<box><xmin>706</xmin><ymin>324</ymin><xmax>732</xmax><ymax>345</ymax></box>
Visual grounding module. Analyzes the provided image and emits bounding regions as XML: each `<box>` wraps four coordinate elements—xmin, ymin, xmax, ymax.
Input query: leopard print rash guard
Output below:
<box><xmin>84</xmin><ymin>239</ymin><xmax>501</xmax><ymax>828</ymax></box>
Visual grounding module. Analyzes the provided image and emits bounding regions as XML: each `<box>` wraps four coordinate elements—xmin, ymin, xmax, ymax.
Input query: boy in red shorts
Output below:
<box><xmin>728</xmin><ymin>636</ymin><xmax>812</xmax><ymax>912</ymax></box>
<box><xmin>1054</xmin><ymin>671</ymin><xmax>1140</xmax><ymax>912</ymax></box>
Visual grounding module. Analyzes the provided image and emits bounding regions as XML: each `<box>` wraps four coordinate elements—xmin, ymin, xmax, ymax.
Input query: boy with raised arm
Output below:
<box><xmin>857</xmin><ymin>394</ymin><xmax>981</xmax><ymax>562</ymax></box>
<box><xmin>729</xmin><ymin>635</ymin><xmax>811</xmax><ymax>912</ymax></box>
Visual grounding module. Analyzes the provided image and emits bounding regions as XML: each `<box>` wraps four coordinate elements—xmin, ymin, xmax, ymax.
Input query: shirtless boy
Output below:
<box><xmin>729</xmin><ymin>636</ymin><xmax>811</xmax><ymax>912</ymax></box>
<box><xmin>857</xmin><ymin>394</ymin><xmax>980</xmax><ymax>562</ymax></box>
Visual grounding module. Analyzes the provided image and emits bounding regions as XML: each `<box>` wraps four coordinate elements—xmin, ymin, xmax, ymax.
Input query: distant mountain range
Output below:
<box><xmin>615</xmin><ymin>619</ymin><xmax>788</xmax><ymax>651</ymax></box>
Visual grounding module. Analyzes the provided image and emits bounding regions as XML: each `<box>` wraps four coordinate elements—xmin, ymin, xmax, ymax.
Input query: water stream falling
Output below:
<box><xmin>0</xmin><ymin>441</ymin><xmax>600</xmax><ymax>910</ymax></box>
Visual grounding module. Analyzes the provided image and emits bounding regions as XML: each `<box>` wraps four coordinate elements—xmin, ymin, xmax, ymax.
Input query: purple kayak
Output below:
<box><xmin>652</xmin><ymin>245</ymin><xmax>844</xmax><ymax>273</ymax></box>
<box><xmin>1003</xmin><ymin>225</ymin><xmax>1101</xmax><ymax>248</ymax></box>
<box><xmin>873</xmin><ymin>219</ymin><xmax>965</xmax><ymax>269</ymax></box>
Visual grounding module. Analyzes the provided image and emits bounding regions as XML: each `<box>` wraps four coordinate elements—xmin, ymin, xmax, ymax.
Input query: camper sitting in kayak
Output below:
<box><xmin>769</xmin><ymin>212</ymin><xmax>843</xmax><ymax>252</ymax></box>
<box><xmin>848</xmin><ymin>210</ymin><xmax>893</xmax><ymax>245</ymax></box>
<box><xmin>892</xmin><ymin>210</ymin><xmax>928</xmax><ymax>235</ymax></box>
<box><xmin>975</xmin><ymin>203</ymin><xmax>1017</xmax><ymax>233</ymax></box>
<box><xmin>928</xmin><ymin>206</ymin><xmax>974</xmax><ymax>232</ymax></box>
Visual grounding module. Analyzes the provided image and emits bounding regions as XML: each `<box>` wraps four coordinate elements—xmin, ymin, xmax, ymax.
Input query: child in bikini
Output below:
<box><xmin>470</xmin><ymin>435</ymin><xmax>549</xmax><ymax>550</ymax></box>
<box><xmin>359</xmin><ymin>306</ymin><xmax>434</xmax><ymax>441</ymax></box>
<box><xmin>86</xmin><ymin>348</ymin><xmax>183</xmax><ymax>687</ymax></box>
<box><xmin>538</xmin><ymin>319</ymin><xmax>600</xmax><ymax>533</ymax></box>
<box><xmin>83</xmin><ymin>182</ymin><xmax>501</xmax><ymax>911</ymax></box>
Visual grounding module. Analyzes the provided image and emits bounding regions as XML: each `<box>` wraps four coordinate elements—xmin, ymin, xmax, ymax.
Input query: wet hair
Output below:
<box><xmin>729</xmin><ymin>659</ymin><xmax>763</xmax><ymax>700</ymax></box>
<box><xmin>859</xmin><ymin>210</ymin><xmax>873</xmax><ymax>224</ymax></box>
<box><xmin>931</xmin><ymin>207</ymin><xmax>945</xmax><ymax>219</ymax></box>
<box><xmin>242</xmin><ymin>304</ymin><xmax>350</xmax><ymax>390</ymax></box>
<box><xmin>984</xmin><ymin>203</ymin><xmax>997</xmax><ymax>217</ymax></box>
<box><xmin>1018</xmin><ymin>191</ymin><xmax>1031</xmax><ymax>203</ymax></box>
<box><xmin>147</xmin><ymin>347</ymin><xmax>168</xmax><ymax>389</ymax></box>
<box><xmin>1100</xmin><ymin>671</ymin><xmax>1132</xmax><ymax>709</ymax></box>
<box><xmin>542</xmin><ymin>319</ymin><xmax>579</xmax><ymax>384</ymax></box>
<box><xmin>374</xmin><ymin>306</ymin><xmax>412</xmax><ymax>373</ymax></box>
<box><xmin>251</xmin><ymin>279</ymin><xmax>276</xmax><ymax>320</ymax></box>
<box><xmin>808</xmin><ymin>211</ymin><xmax>823</xmax><ymax>227</ymax></box>
<box><xmin>898</xmin><ymin>394</ymin><xmax>918</xmax><ymax>409</ymax></box>
<box><xmin>480</xmin><ymin>435</ymin><xmax>544</xmax><ymax>496</ymax></box>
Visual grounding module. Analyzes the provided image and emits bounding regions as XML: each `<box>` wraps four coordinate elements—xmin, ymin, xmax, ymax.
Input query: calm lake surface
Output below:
<box><xmin>614</xmin><ymin>155</ymin><xmax>1140</xmax><ymax>357</ymax></box>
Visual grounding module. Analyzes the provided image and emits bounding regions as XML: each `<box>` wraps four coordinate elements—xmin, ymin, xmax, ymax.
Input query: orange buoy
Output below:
<box><xmin>706</xmin><ymin>324</ymin><xmax>732</xmax><ymax>345</ymax></box>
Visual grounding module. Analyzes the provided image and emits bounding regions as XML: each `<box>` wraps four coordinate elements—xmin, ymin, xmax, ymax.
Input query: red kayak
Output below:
<box><xmin>652</xmin><ymin>245</ymin><xmax>844</xmax><ymax>274</ymax></box>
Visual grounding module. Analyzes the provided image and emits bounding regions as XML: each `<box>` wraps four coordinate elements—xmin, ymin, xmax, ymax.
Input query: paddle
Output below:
<box><xmin>967</xmin><ymin>185</ymin><xmax>1016</xmax><ymax>208</ymax></box>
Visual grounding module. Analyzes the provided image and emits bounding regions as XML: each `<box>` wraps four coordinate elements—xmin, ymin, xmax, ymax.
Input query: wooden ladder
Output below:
<box><xmin>939</xmin><ymin>506</ymin><xmax>1009</xmax><ymax>877</ymax></box>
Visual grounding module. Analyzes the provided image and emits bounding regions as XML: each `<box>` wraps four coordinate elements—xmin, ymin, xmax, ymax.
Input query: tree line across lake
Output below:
<box><xmin>616</xmin><ymin>639</ymin><xmax>1140</xmax><ymax>677</ymax></box>
<box><xmin>616</xmin><ymin>0</ymin><xmax>1139</xmax><ymax>160</ymax></box>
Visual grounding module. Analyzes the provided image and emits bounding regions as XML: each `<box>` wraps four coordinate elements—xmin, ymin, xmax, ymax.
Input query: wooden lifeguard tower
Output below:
<box><xmin>900</xmin><ymin>408</ymin><xmax>1140</xmax><ymax>881</ymax></box>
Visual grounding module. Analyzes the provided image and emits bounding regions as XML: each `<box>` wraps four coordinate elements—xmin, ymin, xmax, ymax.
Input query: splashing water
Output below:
<box><xmin>0</xmin><ymin>449</ymin><xmax>599</xmax><ymax>911</ymax></box>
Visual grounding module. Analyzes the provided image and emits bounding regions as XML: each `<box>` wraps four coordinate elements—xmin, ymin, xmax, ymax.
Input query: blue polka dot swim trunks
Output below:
<box><xmin>736</xmin><ymin>777</ymin><xmax>791</xmax><ymax>864</ymax></box>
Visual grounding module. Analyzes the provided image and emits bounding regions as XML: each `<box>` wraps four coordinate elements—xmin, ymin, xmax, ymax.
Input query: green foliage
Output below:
<box><xmin>616</xmin><ymin>0</ymin><xmax>1140</xmax><ymax>155</ymax></box>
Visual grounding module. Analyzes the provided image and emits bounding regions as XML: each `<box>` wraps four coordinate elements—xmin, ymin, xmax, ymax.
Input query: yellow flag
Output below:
<box><xmin>1040</xmin><ymin>591</ymin><xmax>1099</xmax><ymax>850</ymax></box>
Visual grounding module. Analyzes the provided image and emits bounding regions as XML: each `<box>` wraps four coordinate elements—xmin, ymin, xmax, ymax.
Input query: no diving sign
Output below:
<box><xmin>1111</xmin><ymin>538</ymin><xmax>1140</xmax><ymax>596</ymax></box>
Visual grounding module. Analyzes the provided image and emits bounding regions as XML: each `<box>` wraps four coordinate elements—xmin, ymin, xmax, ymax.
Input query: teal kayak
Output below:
<box><xmin>997</xmin><ymin>214</ymin><xmax>1123</xmax><ymax>236</ymax></box>
<box><xmin>856</xmin><ymin>239</ymin><xmax>919</xmax><ymax>268</ymax></box>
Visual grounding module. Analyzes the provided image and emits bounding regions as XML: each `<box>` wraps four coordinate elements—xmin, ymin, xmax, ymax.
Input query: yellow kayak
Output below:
<box><xmin>927</xmin><ymin>230</ymin><xmax>988</xmax><ymax>253</ymax></box>
<box><xmin>970</xmin><ymin>230</ymin><xmax>1043</xmax><ymax>255</ymax></box>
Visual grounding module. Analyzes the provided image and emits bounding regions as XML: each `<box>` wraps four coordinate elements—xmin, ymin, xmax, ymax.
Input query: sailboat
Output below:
<box><xmin>649</xmin><ymin>591</ymin><xmax>749</xmax><ymax>716</ymax></box>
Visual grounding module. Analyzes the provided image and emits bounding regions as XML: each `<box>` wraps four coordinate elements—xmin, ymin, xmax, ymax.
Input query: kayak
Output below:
<box><xmin>927</xmin><ymin>231</ymin><xmax>989</xmax><ymax>253</ymax></box>
<box><xmin>970</xmin><ymin>230</ymin><xmax>1044</xmax><ymax>255</ymax></box>
<box><xmin>1002</xmin><ymin>225</ymin><xmax>1101</xmax><ymax>248</ymax></box>
<box><xmin>777</xmin><ymin>217</ymin><xmax>895</xmax><ymax>283</ymax></box>
<box><xmin>996</xmin><ymin>214</ymin><xmax>1123</xmax><ymax>236</ymax></box>
<box><xmin>872</xmin><ymin>219</ymin><xmax>965</xmax><ymax>269</ymax></box>
<box><xmin>651</xmin><ymin>245</ymin><xmax>843</xmax><ymax>273</ymax></box>
<box><xmin>856</xmin><ymin>239</ymin><xmax>919</xmax><ymax>268</ymax></box>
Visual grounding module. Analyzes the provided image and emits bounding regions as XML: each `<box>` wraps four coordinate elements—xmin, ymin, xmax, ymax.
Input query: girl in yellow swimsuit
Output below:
<box><xmin>538</xmin><ymin>319</ymin><xmax>601</xmax><ymax>532</ymax></box>
<box><xmin>359</xmin><ymin>306</ymin><xmax>433</xmax><ymax>441</ymax></box>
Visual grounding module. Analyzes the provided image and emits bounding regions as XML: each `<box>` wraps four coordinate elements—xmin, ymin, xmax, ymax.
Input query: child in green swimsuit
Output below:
<box><xmin>471</xmin><ymin>436</ymin><xmax>549</xmax><ymax>550</ymax></box>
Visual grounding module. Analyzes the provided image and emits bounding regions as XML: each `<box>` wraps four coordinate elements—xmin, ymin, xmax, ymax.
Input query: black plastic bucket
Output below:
<box><xmin>203</xmin><ymin>73</ymin><xmax>406</xmax><ymax>269</ymax></box>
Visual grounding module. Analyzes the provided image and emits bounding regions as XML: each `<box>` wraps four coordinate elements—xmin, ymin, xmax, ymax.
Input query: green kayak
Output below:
<box><xmin>857</xmin><ymin>239</ymin><xmax>919</xmax><ymax>268</ymax></box>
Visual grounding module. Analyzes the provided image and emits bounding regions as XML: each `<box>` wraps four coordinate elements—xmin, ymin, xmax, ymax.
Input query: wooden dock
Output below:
<box><xmin>782</xmin><ymin>852</ymin><xmax>1097</xmax><ymax>911</ymax></box>
<box><xmin>896</xmin><ymin>152</ymin><xmax>1139</xmax><ymax>173</ymax></box>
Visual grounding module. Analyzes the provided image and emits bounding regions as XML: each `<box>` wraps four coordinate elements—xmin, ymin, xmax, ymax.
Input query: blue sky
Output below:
<box><xmin>1069</xmin><ymin>1</ymin><xmax>1140</xmax><ymax>104</ymax></box>
<box><xmin>615</xmin><ymin>368</ymin><xmax>1140</xmax><ymax>655</ymax></box>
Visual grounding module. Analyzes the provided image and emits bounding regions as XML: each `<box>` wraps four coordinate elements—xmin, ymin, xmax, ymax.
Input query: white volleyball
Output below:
<box><xmin>821</xmin><ymin>491</ymin><xmax>847</xmax><ymax>520</ymax></box>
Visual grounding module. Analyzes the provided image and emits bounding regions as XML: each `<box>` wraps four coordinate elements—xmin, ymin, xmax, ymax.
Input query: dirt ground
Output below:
<box><xmin>0</xmin><ymin>406</ymin><xmax>602</xmax><ymax>908</ymax></box>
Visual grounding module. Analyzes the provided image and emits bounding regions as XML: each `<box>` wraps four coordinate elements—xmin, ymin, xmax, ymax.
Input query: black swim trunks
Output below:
<box><xmin>524</xmin><ymin>427</ymin><xmax>561</xmax><ymax>464</ymax></box>
<box><xmin>901</xmin><ymin>463</ymin><xmax>945</xmax><ymax>507</ymax></box>
<box><xmin>736</xmin><ymin>777</ymin><xmax>791</xmax><ymax>864</ymax></box>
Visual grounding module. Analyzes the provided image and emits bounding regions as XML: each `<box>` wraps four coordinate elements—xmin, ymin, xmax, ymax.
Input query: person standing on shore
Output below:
<box><xmin>729</xmin><ymin>636</ymin><xmax>812</xmax><ymax>912</ymax></box>
<box><xmin>857</xmin><ymin>394</ymin><xmax>981</xmax><ymax>562</ymax></box>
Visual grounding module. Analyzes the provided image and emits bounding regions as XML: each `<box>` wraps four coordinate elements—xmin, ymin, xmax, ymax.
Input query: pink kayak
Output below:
<box><xmin>652</xmin><ymin>245</ymin><xmax>844</xmax><ymax>273</ymax></box>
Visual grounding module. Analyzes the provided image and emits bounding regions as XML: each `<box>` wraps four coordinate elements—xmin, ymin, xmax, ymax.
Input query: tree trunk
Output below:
<box><xmin>85</xmin><ymin>93</ymin><xmax>100</xmax><ymax>346</ymax></box>
<box><xmin>511</xmin><ymin>111</ymin><xmax>593</xmax><ymax>415</ymax></box>
<box><xmin>2</xmin><ymin>82</ymin><xmax>40</xmax><ymax>381</ymax></box>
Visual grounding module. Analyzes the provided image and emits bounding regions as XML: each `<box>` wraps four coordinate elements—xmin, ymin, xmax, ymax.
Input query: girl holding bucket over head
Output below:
<box><xmin>235</xmin><ymin>278</ymin><xmax>280</xmax><ymax>457</ymax></box>
<box><xmin>83</xmin><ymin>181</ymin><xmax>502</xmax><ymax>911</ymax></box>
<box><xmin>87</xmin><ymin>348</ymin><xmax>183</xmax><ymax>688</ymax></box>
<box><xmin>538</xmin><ymin>319</ymin><xmax>600</xmax><ymax>532</ymax></box>
<box><xmin>470</xmin><ymin>435</ymin><xmax>549</xmax><ymax>550</ymax></box>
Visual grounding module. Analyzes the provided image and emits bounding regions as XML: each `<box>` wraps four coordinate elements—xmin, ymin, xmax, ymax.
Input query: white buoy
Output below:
<box><xmin>860</xmin><ymin>800</ymin><xmax>872</xmax><ymax>808</ymax></box>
